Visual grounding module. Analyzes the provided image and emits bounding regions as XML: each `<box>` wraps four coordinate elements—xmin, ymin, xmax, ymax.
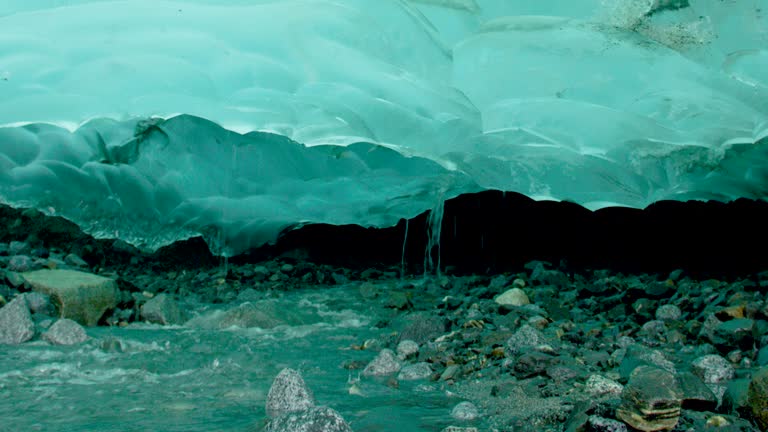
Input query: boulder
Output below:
<box><xmin>0</xmin><ymin>296</ymin><xmax>34</xmax><ymax>344</ymax></box>
<box><xmin>42</xmin><ymin>318</ymin><xmax>88</xmax><ymax>345</ymax></box>
<box><xmin>21</xmin><ymin>269</ymin><xmax>118</xmax><ymax>326</ymax></box>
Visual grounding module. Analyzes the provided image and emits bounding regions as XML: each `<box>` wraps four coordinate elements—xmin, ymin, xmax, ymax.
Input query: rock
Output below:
<box><xmin>385</xmin><ymin>291</ymin><xmax>411</xmax><ymax>310</ymax></box>
<box><xmin>588</xmin><ymin>415</ymin><xmax>628</xmax><ymax>432</ymax></box>
<box><xmin>23</xmin><ymin>291</ymin><xmax>53</xmax><ymax>315</ymax></box>
<box><xmin>280</xmin><ymin>263</ymin><xmax>294</xmax><ymax>273</ymax></box>
<box><xmin>442</xmin><ymin>427</ymin><xmax>478</xmax><ymax>432</ymax></box>
<box><xmin>748</xmin><ymin>367</ymin><xmax>768</xmax><ymax>431</ymax></box>
<box><xmin>440</xmin><ymin>365</ymin><xmax>460</xmax><ymax>381</ymax></box>
<box><xmin>495</xmin><ymin>288</ymin><xmax>530</xmax><ymax>307</ymax></box>
<box><xmin>691</xmin><ymin>354</ymin><xmax>734</xmax><ymax>402</ymax></box>
<box><xmin>8</xmin><ymin>255</ymin><xmax>34</xmax><ymax>272</ymax></box>
<box><xmin>363</xmin><ymin>349</ymin><xmax>402</xmax><ymax>377</ymax></box>
<box><xmin>64</xmin><ymin>253</ymin><xmax>88</xmax><ymax>267</ymax></box>
<box><xmin>21</xmin><ymin>269</ymin><xmax>118</xmax><ymax>326</ymax></box>
<box><xmin>514</xmin><ymin>351</ymin><xmax>558</xmax><ymax>378</ymax></box>
<box><xmin>506</xmin><ymin>324</ymin><xmax>547</xmax><ymax>356</ymax></box>
<box><xmin>712</xmin><ymin>318</ymin><xmax>755</xmax><ymax>351</ymax></box>
<box><xmin>397</xmin><ymin>313</ymin><xmax>449</xmax><ymax>344</ymax></box>
<box><xmin>140</xmin><ymin>294</ymin><xmax>185</xmax><ymax>325</ymax></box>
<box><xmin>0</xmin><ymin>296</ymin><xmax>34</xmax><ymax>344</ymax></box>
<box><xmin>42</xmin><ymin>318</ymin><xmax>88</xmax><ymax>345</ymax></box>
<box><xmin>677</xmin><ymin>371</ymin><xmax>717</xmax><ymax>411</ymax></box>
<box><xmin>450</xmin><ymin>401</ymin><xmax>479</xmax><ymax>421</ymax></box>
<box><xmin>397</xmin><ymin>362</ymin><xmax>433</xmax><ymax>381</ymax></box>
<box><xmin>585</xmin><ymin>374</ymin><xmax>624</xmax><ymax>397</ymax></box>
<box><xmin>655</xmin><ymin>304</ymin><xmax>682</xmax><ymax>322</ymax></box>
<box><xmin>265</xmin><ymin>368</ymin><xmax>315</xmax><ymax>418</ymax></box>
<box><xmin>9</xmin><ymin>241</ymin><xmax>30</xmax><ymax>255</ymax></box>
<box><xmin>721</xmin><ymin>378</ymin><xmax>750</xmax><ymax>417</ymax></box>
<box><xmin>265</xmin><ymin>406</ymin><xmax>352</xmax><ymax>432</ymax></box>
<box><xmin>396</xmin><ymin>339</ymin><xmax>419</xmax><ymax>360</ymax></box>
<box><xmin>616</xmin><ymin>366</ymin><xmax>682</xmax><ymax>432</ymax></box>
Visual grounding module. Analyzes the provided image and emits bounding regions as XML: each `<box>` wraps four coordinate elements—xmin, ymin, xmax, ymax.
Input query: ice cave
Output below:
<box><xmin>1</xmin><ymin>1</ymin><xmax>767</xmax><ymax>431</ymax></box>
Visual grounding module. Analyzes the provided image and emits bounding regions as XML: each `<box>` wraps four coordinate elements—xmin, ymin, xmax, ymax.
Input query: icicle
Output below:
<box><xmin>401</xmin><ymin>219</ymin><xmax>409</xmax><ymax>278</ymax></box>
<box><xmin>424</xmin><ymin>199</ymin><xmax>445</xmax><ymax>277</ymax></box>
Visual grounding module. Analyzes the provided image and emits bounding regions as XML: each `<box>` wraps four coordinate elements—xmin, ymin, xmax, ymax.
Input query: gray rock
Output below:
<box><xmin>721</xmin><ymin>378</ymin><xmax>750</xmax><ymax>416</ymax></box>
<box><xmin>441</xmin><ymin>427</ymin><xmax>478</xmax><ymax>432</ymax></box>
<box><xmin>23</xmin><ymin>291</ymin><xmax>53</xmax><ymax>315</ymax></box>
<box><xmin>265</xmin><ymin>368</ymin><xmax>315</xmax><ymax>418</ymax></box>
<box><xmin>397</xmin><ymin>362</ymin><xmax>433</xmax><ymax>381</ymax></box>
<box><xmin>691</xmin><ymin>354</ymin><xmax>734</xmax><ymax>402</ymax></box>
<box><xmin>588</xmin><ymin>415</ymin><xmax>628</xmax><ymax>432</ymax></box>
<box><xmin>396</xmin><ymin>339</ymin><xmax>419</xmax><ymax>360</ymax></box>
<box><xmin>616</xmin><ymin>366</ymin><xmax>682</xmax><ymax>432</ymax></box>
<box><xmin>8</xmin><ymin>255</ymin><xmax>34</xmax><ymax>272</ymax></box>
<box><xmin>506</xmin><ymin>324</ymin><xmax>547</xmax><ymax>355</ymax></box>
<box><xmin>397</xmin><ymin>313</ymin><xmax>449</xmax><ymax>344</ymax></box>
<box><xmin>140</xmin><ymin>294</ymin><xmax>185</xmax><ymax>325</ymax></box>
<box><xmin>0</xmin><ymin>296</ymin><xmax>34</xmax><ymax>344</ymax></box>
<box><xmin>21</xmin><ymin>269</ymin><xmax>118</xmax><ymax>326</ymax></box>
<box><xmin>42</xmin><ymin>318</ymin><xmax>88</xmax><ymax>345</ymax></box>
<box><xmin>450</xmin><ymin>401</ymin><xmax>479</xmax><ymax>421</ymax></box>
<box><xmin>585</xmin><ymin>374</ymin><xmax>624</xmax><ymax>397</ymax></box>
<box><xmin>363</xmin><ymin>349</ymin><xmax>402</xmax><ymax>377</ymax></box>
<box><xmin>265</xmin><ymin>406</ymin><xmax>352</xmax><ymax>432</ymax></box>
<box><xmin>655</xmin><ymin>304</ymin><xmax>682</xmax><ymax>321</ymax></box>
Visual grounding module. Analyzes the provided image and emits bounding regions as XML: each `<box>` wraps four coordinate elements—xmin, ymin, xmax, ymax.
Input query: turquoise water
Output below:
<box><xmin>0</xmin><ymin>285</ymin><xmax>467</xmax><ymax>431</ymax></box>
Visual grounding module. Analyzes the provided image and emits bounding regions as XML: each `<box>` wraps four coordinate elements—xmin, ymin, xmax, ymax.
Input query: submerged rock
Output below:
<box><xmin>451</xmin><ymin>401</ymin><xmax>480</xmax><ymax>421</ymax></box>
<box><xmin>616</xmin><ymin>366</ymin><xmax>682</xmax><ymax>431</ymax></box>
<box><xmin>0</xmin><ymin>296</ymin><xmax>34</xmax><ymax>344</ymax></box>
<box><xmin>21</xmin><ymin>269</ymin><xmax>118</xmax><ymax>326</ymax></box>
<box><xmin>397</xmin><ymin>362</ymin><xmax>433</xmax><ymax>381</ymax></box>
<box><xmin>42</xmin><ymin>318</ymin><xmax>88</xmax><ymax>345</ymax></box>
<box><xmin>266</xmin><ymin>368</ymin><xmax>315</xmax><ymax>418</ymax></box>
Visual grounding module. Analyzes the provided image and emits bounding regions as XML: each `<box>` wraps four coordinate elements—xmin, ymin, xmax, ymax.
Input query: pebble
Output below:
<box><xmin>397</xmin><ymin>362</ymin><xmax>433</xmax><ymax>381</ymax></box>
<box><xmin>655</xmin><ymin>304</ymin><xmax>682</xmax><ymax>321</ymax></box>
<box><xmin>585</xmin><ymin>374</ymin><xmax>624</xmax><ymax>397</ymax></box>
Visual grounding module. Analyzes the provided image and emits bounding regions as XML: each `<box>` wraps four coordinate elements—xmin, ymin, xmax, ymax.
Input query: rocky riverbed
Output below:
<box><xmin>1</xmin><ymin>230</ymin><xmax>768</xmax><ymax>431</ymax></box>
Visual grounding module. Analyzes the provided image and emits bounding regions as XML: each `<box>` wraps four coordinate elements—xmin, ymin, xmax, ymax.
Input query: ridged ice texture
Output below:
<box><xmin>0</xmin><ymin>0</ymin><xmax>766</xmax><ymax>254</ymax></box>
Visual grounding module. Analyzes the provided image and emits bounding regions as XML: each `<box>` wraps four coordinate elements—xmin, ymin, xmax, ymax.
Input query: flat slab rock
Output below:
<box><xmin>22</xmin><ymin>269</ymin><xmax>118</xmax><ymax>326</ymax></box>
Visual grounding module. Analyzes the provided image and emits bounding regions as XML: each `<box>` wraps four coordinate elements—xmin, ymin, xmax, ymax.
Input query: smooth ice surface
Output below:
<box><xmin>1</xmin><ymin>0</ymin><xmax>767</xmax><ymax>254</ymax></box>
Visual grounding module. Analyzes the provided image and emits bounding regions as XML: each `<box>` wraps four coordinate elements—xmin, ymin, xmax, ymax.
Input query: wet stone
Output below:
<box><xmin>397</xmin><ymin>362</ymin><xmax>433</xmax><ymax>381</ymax></box>
<box><xmin>363</xmin><ymin>349</ymin><xmax>402</xmax><ymax>377</ymax></box>
<box><xmin>450</xmin><ymin>401</ymin><xmax>479</xmax><ymax>421</ymax></box>
<box><xmin>616</xmin><ymin>366</ymin><xmax>682</xmax><ymax>432</ymax></box>
<box><xmin>691</xmin><ymin>354</ymin><xmax>735</xmax><ymax>401</ymax></box>
<box><xmin>0</xmin><ymin>296</ymin><xmax>34</xmax><ymax>344</ymax></box>
<box><xmin>495</xmin><ymin>288</ymin><xmax>530</xmax><ymax>307</ymax></box>
<box><xmin>265</xmin><ymin>368</ymin><xmax>315</xmax><ymax>418</ymax></box>
<box><xmin>677</xmin><ymin>371</ymin><xmax>717</xmax><ymax>411</ymax></box>
<box><xmin>585</xmin><ymin>374</ymin><xmax>624</xmax><ymax>398</ymax></box>
<box><xmin>264</xmin><ymin>406</ymin><xmax>352</xmax><ymax>432</ymax></box>
<box><xmin>588</xmin><ymin>415</ymin><xmax>628</xmax><ymax>432</ymax></box>
<box><xmin>396</xmin><ymin>339</ymin><xmax>419</xmax><ymax>360</ymax></box>
<box><xmin>505</xmin><ymin>324</ymin><xmax>547</xmax><ymax>356</ymax></box>
<box><xmin>655</xmin><ymin>304</ymin><xmax>682</xmax><ymax>322</ymax></box>
<box><xmin>42</xmin><ymin>318</ymin><xmax>88</xmax><ymax>345</ymax></box>
<box><xmin>140</xmin><ymin>293</ymin><xmax>185</xmax><ymax>325</ymax></box>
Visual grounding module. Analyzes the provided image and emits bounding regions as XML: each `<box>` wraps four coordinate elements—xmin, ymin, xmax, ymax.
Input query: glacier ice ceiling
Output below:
<box><xmin>1</xmin><ymin>0</ymin><xmax>767</xmax><ymax>255</ymax></box>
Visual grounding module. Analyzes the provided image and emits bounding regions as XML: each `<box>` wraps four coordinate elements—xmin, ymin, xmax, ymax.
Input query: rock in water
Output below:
<box><xmin>0</xmin><ymin>296</ymin><xmax>35</xmax><ymax>344</ymax></box>
<box><xmin>21</xmin><ymin>269</ymin><xmax>118</xmax><ymax>326</ymax></box>
<box><xmin>616</xmin><ymin>366</ymin><xmax>682</xmax><ymax>431</ymax></box>
<box><xmin>748</xmin><ymin>367</ymin><xmax>768</xmax><ymax>430</ymax></box>
<box><xmin>264</xmin><ymin>406</ymin><xmax>352</xmax><ymax>432</ymax></box>
<box><xmin>362</xmin><ymin>349</ymin><xmax>402</xmax><ymax>376</ymax></box>
<box><xmin>42</xmin><ymin>318</ymin><xmax>88</xmax><ymax>345</ymax></box>
<box><xmin>266</xmin><ymin>368</ymin><xmax>315</xmax><ymax>418</ymax></box>
<box><xmin>140</xmin><ymin>294</ymin><xmax>185</xmax><ymax>325</ymax></box>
